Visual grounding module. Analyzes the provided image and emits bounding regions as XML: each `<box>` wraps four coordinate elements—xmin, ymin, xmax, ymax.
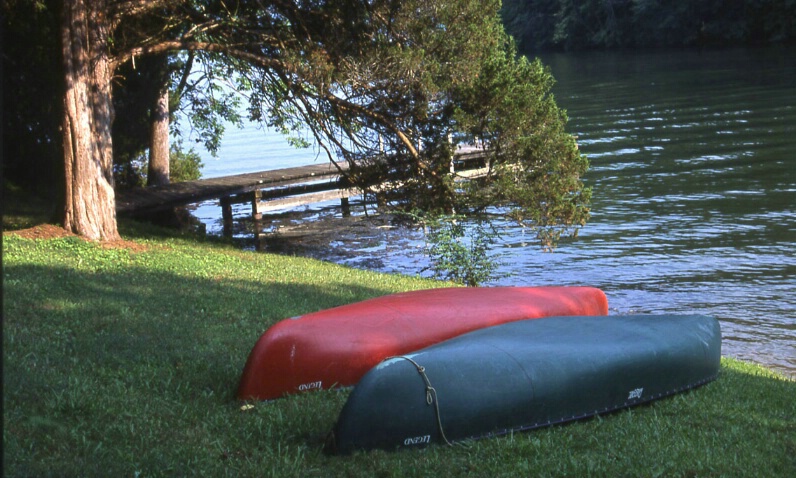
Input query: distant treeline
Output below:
<box><xmin>501</xmin><ymin>0</ymin><xmax>796</xmax><ymax>52</ymax></box>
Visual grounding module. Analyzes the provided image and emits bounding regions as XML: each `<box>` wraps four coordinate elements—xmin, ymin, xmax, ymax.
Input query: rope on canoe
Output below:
<box><xmin>387</xmin><ymin>355</ymin><xmax>455</xmax><ymax>447</ymax></box>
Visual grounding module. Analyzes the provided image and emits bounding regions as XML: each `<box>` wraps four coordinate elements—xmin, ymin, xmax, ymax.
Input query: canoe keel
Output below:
<box><xmin>329</xmin><ymin>314</ymin><xmax>721</xmax><ymax>453</ymax></box>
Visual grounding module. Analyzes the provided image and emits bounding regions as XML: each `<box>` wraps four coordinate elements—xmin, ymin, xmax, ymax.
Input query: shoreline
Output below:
<box><xmin>186</xmin><ymin>202</ymin><xmax>796</xmax><ymax>381</ymax></box>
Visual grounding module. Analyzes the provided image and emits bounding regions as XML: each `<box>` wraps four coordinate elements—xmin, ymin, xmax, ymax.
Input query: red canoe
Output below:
<box><xmin>237</xmin><ymin>286</ymin><xmax>608</xmax><ymax>400</ymax></box>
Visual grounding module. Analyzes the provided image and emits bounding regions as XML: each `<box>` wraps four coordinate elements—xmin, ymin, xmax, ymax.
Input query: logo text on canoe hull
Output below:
<box><xmin>403</xmin><ymin>435</ymin><xmax>431</xmax><ymax>446</ymax></box>
<box><xmin>298</xmin><ymin>381</ymin><xmax>323</xmax><ymax>391</ymax></box>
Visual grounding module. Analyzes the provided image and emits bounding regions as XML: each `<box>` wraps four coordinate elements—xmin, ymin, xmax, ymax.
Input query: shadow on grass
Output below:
<box><xmin>3</xmin><ymin>257</ymin><xmax>398</xmax><ymax>473</ymax></box>
<box><xmin>4</xmin><ymin>260</ymin><xmax>391</xmax><ymax>394</ymax></box>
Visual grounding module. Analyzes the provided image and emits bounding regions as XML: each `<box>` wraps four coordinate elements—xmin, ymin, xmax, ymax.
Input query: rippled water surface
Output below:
<box><xmin>524</xmin><ymin>49</ymin><xmax>796</xmax><ymax>377</ymax></box>
<box><xmin>193</xmin><ymin>48</ymin><xmax>795</xmax><ymax>377</ymax></box>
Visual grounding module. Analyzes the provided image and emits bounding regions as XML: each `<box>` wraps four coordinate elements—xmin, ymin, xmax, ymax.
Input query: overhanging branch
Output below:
<box><xmin>112</xmin><ymin>41</ymin><xmax>287</xmax><ymax>72</ymax></box>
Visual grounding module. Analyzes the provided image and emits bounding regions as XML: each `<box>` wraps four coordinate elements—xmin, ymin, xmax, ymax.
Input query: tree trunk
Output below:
<box><xmin>61</xmin><ymin>0</ymin><xmax>120</xmax><ymax>241</ymax></box>
<box><xmin>147</xmin><ymin>86</ymin><xmax>170</xmax><ymax>186</ymax></box>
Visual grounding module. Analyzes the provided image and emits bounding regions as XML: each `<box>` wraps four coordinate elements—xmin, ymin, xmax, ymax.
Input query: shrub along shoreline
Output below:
<box><xmin>3</xmin><ymin>216</ymin><xmax>795</xmax><ymax>477</ymax></box>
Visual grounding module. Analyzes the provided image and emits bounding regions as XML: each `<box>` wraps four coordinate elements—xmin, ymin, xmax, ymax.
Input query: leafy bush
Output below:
<box><xmin>113</xmin><ymin>144</ymin><xmax>202</xmax><ymax>188</ymax></box>
<box><xmin>422</xmin><ymin>214</ymin><xmax>503</xmax><ymax>287</ymax></box>
<box><xmin>168</xmin><ymin>146</ymin><xmax>203</xmax><ymax>183</ymax></box>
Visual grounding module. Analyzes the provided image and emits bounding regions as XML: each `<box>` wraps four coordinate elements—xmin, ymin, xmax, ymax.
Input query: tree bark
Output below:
<box><xmin>147</xmin><ymin>86</ymin><xmax>170</xmax><ymax>186</ymax></box>
<box><xmin>61</xmin><ymin>0</ymin><xmax>120</xmax><ymax>241</ymax></box>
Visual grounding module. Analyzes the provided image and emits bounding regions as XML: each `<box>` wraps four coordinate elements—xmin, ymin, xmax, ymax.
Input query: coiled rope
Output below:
<box><xmin>386</xmin><ymin>355</ymin><xmax>456</xmax><ymax>447</ymax></box>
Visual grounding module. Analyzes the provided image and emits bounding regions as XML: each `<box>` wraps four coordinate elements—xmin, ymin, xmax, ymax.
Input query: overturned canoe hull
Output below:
<box><xmin>329</xmin><ymin>314</ymin><xmax>721</xmax><ymax>453</ymax></box>
<box><xmin>238</xmin><ymin>286</ymin><xmax>608</xmax><ymax>400</ymax></box>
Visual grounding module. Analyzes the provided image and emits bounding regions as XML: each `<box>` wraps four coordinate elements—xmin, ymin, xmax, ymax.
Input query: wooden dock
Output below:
<box><xmin>115</xmin><ymin>147</ymin><xmax>489</xmax><ymax>242</ymax></box>
<box><xmin>115</xmin><ymin>161</ymin><xmax>350</xmax><ymax>214</ymax></box>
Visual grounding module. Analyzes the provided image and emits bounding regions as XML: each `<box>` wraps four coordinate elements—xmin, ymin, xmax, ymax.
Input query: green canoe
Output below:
<box><xmin>328</xmin><ymin>314</ymin><xmax>721</xmax><ymax>453</ymax></box>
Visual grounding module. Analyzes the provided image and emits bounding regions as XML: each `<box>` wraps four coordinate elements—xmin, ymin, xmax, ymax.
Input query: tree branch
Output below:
<box><xmin>112</xmin><ymin>41</ymin><xmax>286</xmax><ymax>71</ymax></box>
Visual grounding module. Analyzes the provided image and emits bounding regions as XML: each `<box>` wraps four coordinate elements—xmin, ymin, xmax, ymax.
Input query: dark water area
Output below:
<box><xmin>192</xmin><ymin>47</ymin><xmax>795</xmax><ymax>378</ymax></box>
<box><xmin>524</xmin><ymin>48</ymin><xmax>796</xmax><ymax>378</ymax></box>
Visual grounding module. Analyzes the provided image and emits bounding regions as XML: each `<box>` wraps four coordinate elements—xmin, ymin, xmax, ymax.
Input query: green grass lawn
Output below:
<box><xmin>3</xmin><ymin>214</ymin><xmax>795</xmax><ymax>477</ymax></box>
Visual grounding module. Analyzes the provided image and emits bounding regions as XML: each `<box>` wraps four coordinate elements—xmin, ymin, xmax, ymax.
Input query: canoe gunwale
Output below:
<box><xmin>452</xmin><ymin>371</ymin><xmax>720</xmax><ymax>444</ymax></box>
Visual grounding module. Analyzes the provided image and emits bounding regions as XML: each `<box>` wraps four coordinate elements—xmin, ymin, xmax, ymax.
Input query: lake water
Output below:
<box><xmin>189</xmin><ymin>47</ymin><xmax>795</xmax><ymax>378</ymax></box>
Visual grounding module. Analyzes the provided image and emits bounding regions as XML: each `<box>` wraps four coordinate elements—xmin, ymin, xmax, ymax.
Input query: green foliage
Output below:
<box><xmin>113</xmin><ymin>144</ymin><xmax>202</xmax><ymax>188</ymax></box>
<box><xmin>451</xmin><ymin>39</ymin><xmax>591</xmax><ymax>247</ymax></box>
<box><xmin>171</xmin><ymin>52</ymin><xmax>244</xmax><ymax>157</ymax></box>
<box><xmin>187</xmin><ymin>0</ymin><xmax>593</xmax><ymax>249</ymax></box>
<box><xmin>502</xmin><ymin>0</ymin><xmax>796</xmax><ymax>51</ymax></box>
<box><xmin>421</xmin><ymin>215</ymin><xmax>503</xmax><ymax>287</ymax></box>
<box><xmin>168</xmin><ymin>145</ymin><xmax>203</xmax><ymax>183</ymax></box>
<box><xmin>3</xmin><ymin>230</ymin><xmax>795</xmax><ymax>477</ymax></box>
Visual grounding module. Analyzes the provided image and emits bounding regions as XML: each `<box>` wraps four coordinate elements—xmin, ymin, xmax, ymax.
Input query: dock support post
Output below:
<box><xmin>341</xmin><ymin>196</ymin><xmax>351</xmax><ymax>217</ymax></box>
<box><xmin>221</xmin><ymin>196</ymin><xmax>233</xmax><ymax>238</ymax></box>
<box><xmin>448</xmin><ymin>133</ymin><xmax>455</xmax><ymax>174</ymax></box>
<box><xmin>252</xmin><ymin>190</ymin><xmax>264</xmax><ymax>251</ymax></box>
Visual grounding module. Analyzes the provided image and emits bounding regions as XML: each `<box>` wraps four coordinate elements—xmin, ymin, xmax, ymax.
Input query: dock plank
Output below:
<box><xmin>116</xmin><ymin>162</ymin><xmax>347</xmax><ymax>214</ymax></box>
